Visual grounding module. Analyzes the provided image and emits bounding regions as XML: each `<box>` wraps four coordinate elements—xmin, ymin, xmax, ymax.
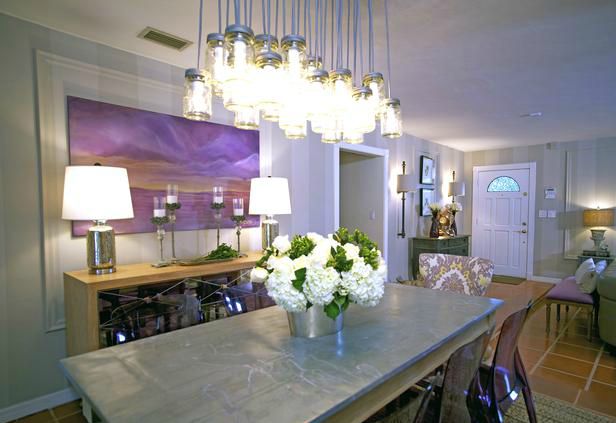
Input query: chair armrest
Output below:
<box><xmin>598</xmin><ymin>275</ymin><xmax>616</xmax><ymax>299</ymax></box>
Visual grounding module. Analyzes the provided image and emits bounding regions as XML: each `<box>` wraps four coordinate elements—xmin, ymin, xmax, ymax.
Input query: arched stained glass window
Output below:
<box><xmin>487</xmin><ymin>176</ymin><xmax>520</xmax><ymax>192</ymax></box>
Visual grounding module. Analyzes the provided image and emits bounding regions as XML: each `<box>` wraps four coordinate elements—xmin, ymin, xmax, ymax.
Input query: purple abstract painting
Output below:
<box><xmin>67</xmin><ymin>96</ymin><xmax>260</xmax><ymax>236</ymax></box>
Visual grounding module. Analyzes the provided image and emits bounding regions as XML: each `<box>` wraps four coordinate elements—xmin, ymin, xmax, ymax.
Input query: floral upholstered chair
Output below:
<box><xmin>418</xmin><ymin>253</ymin><xmax>494</xmax><ymax>296</ymax></box>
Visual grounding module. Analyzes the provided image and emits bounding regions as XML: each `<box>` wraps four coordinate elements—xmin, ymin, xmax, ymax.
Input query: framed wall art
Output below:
<box><xmin>420</xmin><ymin>155</ymin><xmax>435</xmax><ymax>185</ymax></box>
<box><xmin>420</xmin><ymin>188</ymin><xmax>435</xmax><ymax>216</ymax></box>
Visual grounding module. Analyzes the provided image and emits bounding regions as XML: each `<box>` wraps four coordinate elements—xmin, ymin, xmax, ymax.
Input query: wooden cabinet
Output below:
<box><xmin>408</xmin><ymin>236</ymin><xmax>471</xmax><ymax>279</ymax></box>
<box><xmin>63</xmin><ymin>252</ymin><xmax>260</xmax><ymax>356</ymax></box>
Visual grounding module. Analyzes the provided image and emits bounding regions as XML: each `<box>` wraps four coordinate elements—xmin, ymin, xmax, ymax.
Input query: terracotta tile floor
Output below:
<box><xmin>12</xmin><ymin>281</ymin><xmax>616</xmax><ymax>422</ymax></box>
<box><xmin>486</xmin><ymin>281</ymin><xmax>616</xmax><ymax>419</ymax></box>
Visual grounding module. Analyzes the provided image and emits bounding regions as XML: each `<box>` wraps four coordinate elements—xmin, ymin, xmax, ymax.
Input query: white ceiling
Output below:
<box><xmin>1</xmin><ymin>0</ymin><xmax>616</xmax><ymax>152</ymax></box>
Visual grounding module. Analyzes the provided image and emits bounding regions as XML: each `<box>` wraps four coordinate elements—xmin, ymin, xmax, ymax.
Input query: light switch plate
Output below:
<box><xmin>547</xmin><ymin>210</ymin><xmax>557</xmax><ymax>218</ymax></box>
<box><xmin>538</xmin><ymin>210</ymin><xmax>547</xmax><ymax>218</ymax></box>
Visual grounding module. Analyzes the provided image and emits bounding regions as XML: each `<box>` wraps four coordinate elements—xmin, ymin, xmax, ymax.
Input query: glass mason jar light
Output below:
<box><xmin>329</xmin><ymin>69</ymin><xmax>353</xmax><ymax>118</ymax></box>
<box><xmin>255</xmin><ymin>34</ymin><xmax>279</xmax><ymax>54</ymax></box>
<box><xmin>183</xmin><ymin>68</ymin><xmax>212</xmax><ymax>121</ymax></box>
<box><xmin>279</xmin><ymin>101</ymin><xmax>307</xmax><ymax>139</ymax></box>
<box><xmin>307</xmin><ymin>55</ymin><xmax>322</xmax><ymax>74</ymax></box>
<box><xmin>352</xmin><ymin>87</ymin><xmax>376</xmax><ymax>134</ymax></box>
<box><xmin>234</xmin><ymin>106</ymin><xmax>260</xmax><ymax>130</ymax></box>
<box><xmin>281</xmin><ymin>35</ymin><xmax>307</xmax><ymax>79</ymax></box>
<box><xmin>380</xmin><ymin>98</ymin><xmax>403</xmax><ymax>138</ymax></box>
<box><xmin>306</xmin><ymin>69</ymin><xmax>329</xmax><ymax>131</ymax></box>
<box><xmin>206</xmin><ymin>33</ymin><xmax>226</xmax><ymax>98</ymax></box>
<box><xmin>223</xmin><ymin>25</ymin><xmax>256</xmax><ymax>111</ymax></box>
<box><xmin>362</xmin><ymin>72</ymin><xmax>385</xmax><ymax>119</ymax></box>
<box><xmin>255</xmin><ymin>52</ymin><xmax>283</xmax><ymax>122</ymax></box>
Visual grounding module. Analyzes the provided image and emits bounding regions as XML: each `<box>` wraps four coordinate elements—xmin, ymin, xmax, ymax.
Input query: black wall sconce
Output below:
<box><xmin>397</xmin><ymin>161</ymin><xmax>413</xmax><ymax>238</ymax></box>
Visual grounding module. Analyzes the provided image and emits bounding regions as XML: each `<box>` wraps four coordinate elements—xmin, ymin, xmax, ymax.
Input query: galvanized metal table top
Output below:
<box><xmin>61</xmin><ymin>284</ymin><xmax>502</xmax><ymax>423</ymax></box>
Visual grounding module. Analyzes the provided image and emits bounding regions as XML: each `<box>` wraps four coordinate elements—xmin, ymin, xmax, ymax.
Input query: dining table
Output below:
<box><xmin>60</xmin><ymin>284</ymin><xmax>502</xmax><ymax>423</ymax></box>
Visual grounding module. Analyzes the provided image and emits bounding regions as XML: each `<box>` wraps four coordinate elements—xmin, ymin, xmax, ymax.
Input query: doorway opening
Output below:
<box><xmin>333</xmin><ymin>144</ymin><xmax>389</xmax><ymax>261</ymax></box>
<box><xmin>472</xmin><ymin>163</ymin><xmax>536</xmax><ymax>279</ymax></box>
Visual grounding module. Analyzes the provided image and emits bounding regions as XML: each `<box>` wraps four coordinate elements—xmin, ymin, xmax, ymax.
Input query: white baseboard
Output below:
<box><xmin>0</xmin><ymin>387</ymin><xmax>78</xmax><ymax>423</ymax></box>
<box><xmin>528</xmin><ymin>275</ymin><xmax>561</xmax><ymax>284</ymax></box>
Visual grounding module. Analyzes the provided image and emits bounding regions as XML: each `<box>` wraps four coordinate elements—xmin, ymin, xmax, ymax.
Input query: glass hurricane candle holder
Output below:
<box><xmin>231</xmin><ymin>198</ymin><xmax>246</xmax><ymax>253</ymax></box>
<box><xmin>151</xmin><ymin>196</ymin><xmax>170</xmax><ymax>268</ymax></box>
<box><xmin>211</xmin><ymin>187</ymin><xmax>225</xmax><ymax>247</ymax></box>
<box><xmin>165</xmin><ymin>184</ymin><xmax>181</xmax><ymax>263</ymax></box>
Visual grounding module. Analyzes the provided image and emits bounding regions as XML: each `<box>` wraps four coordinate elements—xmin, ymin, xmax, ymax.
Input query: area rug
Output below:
<box><xmin>492</xmin><ymin>275</ymin><xmax>526</xmax><ymax>285</ymax></box>
<box><xmin>505</xmin><ymin>392</ymin><xmax>615</xmax><ymax>422</ymax></box>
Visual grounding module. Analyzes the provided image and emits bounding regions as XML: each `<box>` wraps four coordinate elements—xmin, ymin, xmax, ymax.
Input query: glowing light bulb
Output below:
<box><xmin>223</xmin><ymin>25</ymin><xmax>256</xmax><ymax>111</ymax></box>
<box><xmin>352</xmin><ymin>87</ymin><xmax>376</xmax><ymax>134</ymax></box>
<box><xmin>206</xmin><ymin>33</ymin><xmax>227</xmax><ymax>97</ymax></box>
<box><xmin>255</xmin><ymin>52</ymin><xmax>283</xmax><ymax>122</ymax></box>
<box><xmin>362</xmin><ymin>72</ymin><xmax>385</xmax><ymax>119</ymax></box>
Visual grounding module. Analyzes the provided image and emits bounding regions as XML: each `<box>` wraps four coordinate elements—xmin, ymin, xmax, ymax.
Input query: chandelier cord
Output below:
<box><xmin>315</xmin><ymin>0</ymin><xmax>320</xmax><ymax>59</ymax></box>
<box><xmin>218</xmin><ymin>0</ymin><xmax>222</xmax><ymax>33</ymax></box>
<box><xmin>262</xmin><ymin>0</ymin><xmax>267</xmax><ymax>33</ymax></box>
<box><xmin>250</xmin><ymin>0</ymin><xmax>254</xmax><ymax>28</ymax></box>
<box><xmin>244</xmin><ymin>0</ymin><xmax>247</xmax><ymax>26</ymax></box>
<box><xmin>226</xmin><ymin>0</ymin><xmax>230</xmax><ymax>28</ymax></box>
<box><xmin>275</xmin><ymin>0</ymin><xmax>279</xmax><ymax>40</ymax></box>
<box><xmin>346</xmin><ymin>0</ymin><xmax>350</xmax><ymax>69</ymax></box>
<box><xmin>385</xmin><ymin>0</ymin><xmax>392</xmax><ymax>97</ymax></box>
<box><xmin>234</xmin><ymin>0</ymin><xmax>240</xmax><ymax>24</ymax></box>
<box><xmin>307</xmin><ymin>0</ymin><xmax>312</xmax><ymax>54</ymax></box>
<box><xmin>282</xmin><ymin>0</ymin><xmax>286</xmax><ymax>36</ymax></box>
<box><xmin>358</xmin><ymin>0</ymin><xmax>363</xmax><ymax>78</ymax></box>
<box><xmin>352</xmin><ymin>0</ymin><xmax>357</xmax><ymax>84</ymax></box>
<box><xmin>368</xmin><ymin>0</ymin><xmax>373</xmax><ymax>72</ymax></box>
<box><xmin>322</xmin><ymin>0</ymin><xmax>327</xmax><ymax>69</ymax></box>
<box><xmin>330</xmin><ymin>0</ymin><xmax>334</xmax><ymax>69</ymax></box>
<box><xmin>336</xmin><ymin>0</ymin><xmax>343</xmax><ymax>69</ymax></box>
<box><xmin>197</xmin><ymin>0</ymin><xmax>204</xmax><ymax>69</ymax></box>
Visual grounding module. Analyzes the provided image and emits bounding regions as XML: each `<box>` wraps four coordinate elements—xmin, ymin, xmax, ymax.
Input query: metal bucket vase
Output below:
<box><xmin>287</xmin><ymin>306</ymin><xmax>343</xmax><ymax>338</ymax></box>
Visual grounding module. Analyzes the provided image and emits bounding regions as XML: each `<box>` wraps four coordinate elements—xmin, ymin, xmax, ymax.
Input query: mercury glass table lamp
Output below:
<box><xmin>62</xmin><ymin>165</ymin><xmax>134</xmax><ymax>274</ymax></box>
<box><xmin>249</xmin><ymin>176</ymin><xmax>291</xmax><ymax>250</ymax></box>
<box><xmin>583</xmin><ymin>207</ymin><xmax>614</xmax><ymax>252</ymax></box>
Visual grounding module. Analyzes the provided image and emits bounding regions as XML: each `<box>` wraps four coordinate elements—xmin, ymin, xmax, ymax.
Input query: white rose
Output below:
<box><xmin>309</xmin><ymin>239</ymin><xmax>334</xmax><ymax>267</ymax></box>
<box><xmin>293</xmin><ymin>255</ymin><xmax>309</xmax><ymax>271</ymax></box>
<box><xmin>272</xmin><ymin>235</ymin><xmax>291</xmax><ymax>253</ymax></box>
<box><xmin>267</xmin><ymin>255</ymin><xmax>295</xmax><ymax>276</ymax></box>
<box><xmin>343</xmin><ymin>243</ymin><xmax>360</xmax><ymax>261</ymax></box>
<box><xmin>250</xmin><ymin>267</ymin><xmax>269</xmax><ymax>283</ymax></box>
<box><xmin>306</xmin><ymin>232</ymin><xmax>324</xmax><ymax>243</ymax></box>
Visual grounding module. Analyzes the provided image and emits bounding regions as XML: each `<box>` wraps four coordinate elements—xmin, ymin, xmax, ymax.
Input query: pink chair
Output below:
<box><xmin>545</xmin><ymin>276</ymin><xmax>595</xmax><ymax>341</ymax></box>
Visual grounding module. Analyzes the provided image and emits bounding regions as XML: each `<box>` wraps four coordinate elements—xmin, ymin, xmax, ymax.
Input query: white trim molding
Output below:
<box><xmin>0</xmin><ymin>388</ymin><xmax>78</xmax><ymax>422</ymax></box>
<box><xmin>528</xmin><ymin>275</ymin><xmax>561</xmax><ymax>284</ymax></box>
<box><xmin>333</xmin><ymin>143</ymin><xmax>390</xmax><ymax>263</ymax></box>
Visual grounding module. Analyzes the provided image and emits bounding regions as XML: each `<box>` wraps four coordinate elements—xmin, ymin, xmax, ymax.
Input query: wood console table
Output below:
<box><xmin>64</xmin><ymin>252</ymin><xmax>260</xmax><ymax>356</ymax></box>
<box><xmin>408</xmin><ymin>235</ymin><xmax>470</xmax><ymax>279</ymax></box>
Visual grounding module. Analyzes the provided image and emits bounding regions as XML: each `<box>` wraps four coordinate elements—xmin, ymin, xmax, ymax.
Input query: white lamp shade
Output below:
<box><xmin>397</xmin><ymin>174</ymin><xmax>414</xmax><ymax>193</ymax></box>
<box><xmin>62</xmin><ymin>166</ymin><xmax>134</xmax><ymax>221</ymax></box>
<box><xmin>249</xmin><ymin>177</ymin><xmax>292</xmax><ymax>215</ymax></box>
<box><xmin>448</xmin><ymin>181</ymin><xmax>466</xmax><ymax>197</ymax></box>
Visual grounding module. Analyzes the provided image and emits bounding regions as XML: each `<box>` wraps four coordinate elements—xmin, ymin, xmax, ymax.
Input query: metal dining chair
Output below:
<box><xmin>469</xmin><ymin>303</ymin><xmax>537</xmax><ymax>423</ymax></box>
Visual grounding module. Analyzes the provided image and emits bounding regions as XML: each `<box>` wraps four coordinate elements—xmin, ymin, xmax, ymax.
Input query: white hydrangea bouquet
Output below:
<box><xmin>250</xmin><ymin>228</ymin><xmax>387</xmax><ymax>319</ymax></box>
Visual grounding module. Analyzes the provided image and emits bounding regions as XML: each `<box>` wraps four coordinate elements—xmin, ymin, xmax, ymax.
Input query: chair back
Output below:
<box><xmin>488</xmin><ymin>302</ymin><xmax>532</xmax><ymax>419</ymax></box>
<box><xmin>419</xmin><ymin>253</ymin><xmax>494</xmax><ymax>296</ymax></box>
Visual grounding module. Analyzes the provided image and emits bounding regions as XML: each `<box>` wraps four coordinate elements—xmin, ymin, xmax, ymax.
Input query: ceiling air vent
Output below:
<box><xmin>138</xmin><ymin>27</ymin><xmax>192</xmax><ymax>51</ymax></box>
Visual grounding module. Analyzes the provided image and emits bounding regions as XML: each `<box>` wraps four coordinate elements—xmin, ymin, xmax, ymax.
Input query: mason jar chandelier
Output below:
<box><xmin>183</xmin><ymin>0</ymin><xmax>403</xmax><ymax>143</ymax></box>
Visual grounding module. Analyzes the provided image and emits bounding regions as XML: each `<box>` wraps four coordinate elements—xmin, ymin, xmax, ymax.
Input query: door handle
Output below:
<box><xmin>516</xmin><ymin>229</ymin><xmax>528</xmax><ymax>234</ymax></box>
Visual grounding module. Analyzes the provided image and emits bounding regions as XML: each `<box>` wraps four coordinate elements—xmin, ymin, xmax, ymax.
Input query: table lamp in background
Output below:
<box><xmin>249</xmin><ymin>176</ymin><xmax>291</xmax><ymax>250</ymax></box>
<box><xmin>583</xmin><ymin>207</ymin><xmax>614</xmax><ymax>254</ymax></box>
<box><xmin>62</xmin><ymin>165</ymin><xmax>134</xmax><ymax>274</ymax></box>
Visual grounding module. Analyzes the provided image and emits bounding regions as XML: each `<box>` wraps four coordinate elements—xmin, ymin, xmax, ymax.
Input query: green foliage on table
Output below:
<box><xmin>327</xmin><ymin>246</ymin><xmax>354</xmax><ymax>273</ymax></box>
<box><xmin>210</xmin><ymin>202</ymin><xmax>226</xmax><ymax>210</ymax></box>
<box><xmin>165</xmin><ymin>202</ymin><xmax>182</xmax><ymax>211</ymax></box>
<box><xmin>150</xmin><ymin>216</ymin><xmax>169</xmax><ymax>226</ymax></box>
<box><xmin>292</xmin><ymin>268</ymin><xmax>307</xmax><ymax>292</ymax></box>
<box><xmin>205</xmin><ymin>243</ymin><xmax>239</xmax><ymax>260</ymax></box>
<box><xmin>333</xmin><ymin>227</ymin><xmax>380</xmax><ymax>270</ymax></box>
<box><xmin>288</xmin><ymin>235</ymin><xmax>316</xmax><ymax>260</ymax></box>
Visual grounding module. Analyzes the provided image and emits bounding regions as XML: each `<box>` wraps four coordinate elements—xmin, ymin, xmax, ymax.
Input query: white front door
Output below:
<box><xmin>472</xmin><ymin>165</ymin><xmax>532</xmax><ymax>278</ymax></box>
